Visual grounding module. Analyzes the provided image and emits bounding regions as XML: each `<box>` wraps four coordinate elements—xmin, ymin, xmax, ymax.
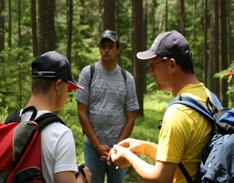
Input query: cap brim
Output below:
<box><xmin>68</xmin><ymin>80</ymin><xmax>84</xmax><ymax>91</ymax></box>
<box><xmin>225</xmin><ymin>70</ymin><xmax>234</xmax><ymax>78</ymax></box>
<box><xmin>100</xmin><ymin>36</ymin><xmax>117</xmax><ymax>42</ymax></box>
<box><xmin>136</xmin><ymin>50</ymin><xmax>156</xmax><ymax>60</ymax></box>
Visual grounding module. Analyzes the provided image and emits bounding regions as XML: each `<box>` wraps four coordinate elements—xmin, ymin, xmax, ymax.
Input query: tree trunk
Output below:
<box><xmin>67</xmin><ymin>0</ymin><xmax>73</xmax><ymax>62</ymax></box>
<box><xmin>132</xmin><ymin>0</ymin><xmax>145</xmax><ymax>116</ymax></box>
<box><xmin>0</xmin><ymin>0</ymin><xmax>4</xmax><ymax>52</ymax></box>
<box><xmin>178</xmin><ymin>0</ymin><xmax>185</xmax><ymax>35</ymax></box>
<box><xmin>218</xmin><ymin>0</ymin><xmax>228</xmax><ymax>105</ymax></box>
<box><xmin>31</xmin><ymin>0</ymin><xmax>38</xmax><ymax>57</ymax></box>
<box><xmin>203</xmin><ymin>0</ymin><xmax>208</xmax><ymax>85</ymax></box>
<box><xmin>38</xmin><ymin>0</ymin><xmax>56</xmax><ymax>54</ymax></box>
<box><xmin>143</xmin><ymin>0</ymin><xmax>147</xmax><ymax>94</ymax></box>
<box><xmin>116</xmin><ymin>0</ymin><xmax>121</xmax><ymax>65</ymax></box>
<box><xmin>18</xmin><ymin>0</ymin><xmax>21</xmax><ymax>46</ymax></box>
<box><xmin>103</xmin><ymin>0</ymin><xmax>115</xmax><ymax>30</ymax></box>
<box><xmin>8</xmin><ymin>0</ymin><xmax>11</xmax><ymax>48</ymax></box>
<box><xmin>193</xmin><ymin>0</ymin><xmax>197</xmax><ymax>38</ymax></box>
<box><xmin>208</xmin><ymin>1</ymin><xmax>219</xmax><ymax>95</ymax></box>
<box><xmin>165</xmin><ymin>0</ymin><xmax>168</xmax><ymax>31</ymax></box>
<box><xmin>226</xmin><ymin>0</ymin><xmax>232</xmax><ymax>106</ymax></box>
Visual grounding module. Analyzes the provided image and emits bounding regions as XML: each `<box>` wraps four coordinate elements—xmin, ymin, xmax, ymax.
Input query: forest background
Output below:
<box><xmin>0</xmin><ymin>0</ymin><xmax>234</xmax><ymax>182</ymax></box>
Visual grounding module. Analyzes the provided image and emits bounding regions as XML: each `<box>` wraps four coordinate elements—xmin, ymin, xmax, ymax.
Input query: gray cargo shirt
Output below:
<box><xmin>75</xmin><ymin>62</ymin><xmax>139</xmax><ymax>146</ymax></box>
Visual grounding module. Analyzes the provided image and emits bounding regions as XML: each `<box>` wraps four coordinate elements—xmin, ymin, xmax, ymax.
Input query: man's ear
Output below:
<box><xmin>169</xmin><ymin>58</ymin><xmax>176</xmax><ymax>69</ymax></box>
<box><xmin>55</xmin><ymin>79</ymin><xmax>62</xmax><ymax>91</ymax></box>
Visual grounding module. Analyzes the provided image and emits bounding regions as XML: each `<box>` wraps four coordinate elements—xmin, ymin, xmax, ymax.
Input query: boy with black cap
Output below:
<box><xmin>8</xmin><ymin>51</ymin><xmax>91</xmax><ymax>183</ymax></box>
<box><xmin>109</xmin><ymin>30</ymin><xmax>217</xmax><ymax>183</ymax></box>
<box><xmin>76</xmin><ymin>30</ymin><xmax>139</xmax><ymax>183</ymax></box>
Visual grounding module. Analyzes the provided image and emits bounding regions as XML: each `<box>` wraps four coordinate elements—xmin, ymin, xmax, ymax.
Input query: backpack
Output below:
<box><xmin>0</xmin><ymin>106</ymin><xmax>65</xmax><ymax>183</ymax></box>
<box><xmin>89</xmin><ymin>63</ymin><xmax>127</xmax><ymax>87</ymax></box>
<box><xmin>168</xmin><ymin>93</ymin><xmax>234</xmax><ymax>183</ymax></box>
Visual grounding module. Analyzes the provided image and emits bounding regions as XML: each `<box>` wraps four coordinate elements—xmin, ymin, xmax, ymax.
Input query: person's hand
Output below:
<box><xmin>95</xmin><ymin>143</ymin><xmax>111</xmax><ymax>161</ymax></box>
<box><xmin>83</xmin><ymin>166</ymin><xmax>92</xmax><ymax>183</ymax></box>
<box><xmin>76</xmin><ymin>164</ymin><xmax>92</xmax><ymax>183</ymax></box>
<box><xmin>117</xmin><ymin>138</ymin><xmax>144</xmax><ymax>156</ymax></box>
<box><xmin>109</xmin><ymin>145</ymin><xmax>133</xmax><ymax>168</ymax></box>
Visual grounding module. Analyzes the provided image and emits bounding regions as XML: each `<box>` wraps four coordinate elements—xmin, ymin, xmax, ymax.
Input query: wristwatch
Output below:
<box><xmin>76</xmin><ymin>163</ymin><xmax>86</xmax><ymax>179</ymax></box>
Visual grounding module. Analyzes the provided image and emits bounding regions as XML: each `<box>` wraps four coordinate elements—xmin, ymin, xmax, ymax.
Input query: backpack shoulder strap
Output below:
<box><xmin>4</xmin><ymin>106</ymin><xmax>37</xmax><ymax>124</ymax></box>
<box><xmin>208</xmin><ymin>91</ymin><xmax>223</xmax><ymax>110</ymax></box>
<box><xmin>35</xmin><ymin>113</ymin><xmax>66</xmax><ymax>131</ymax></box>
<box><xmin>5</xmin><ymin>106</ymin><xmax>65</xmax><ymax>131</ymax></box>
<box><xmin>121</xmin><ymin>67</ymin><xmax>127</xmax><ymax>83</ymax></box>
<box><xmin>169</xmin><ymin>95</ymin><xmax>214</xmax><ymax>122</ymax></box>
<box><xmin>178</xmin><ymin>162</ymin><xmax>194</xmax><ymax>183</ymax></box>
<box><xmin>89</xmin><ymin>63</ymin><xmax>95</xmax><ymax>88</ymax></box>
<box><xmin>4</xmin><ymin>110</ymin><xmax>21</xmax><ymax>124</ymax></box>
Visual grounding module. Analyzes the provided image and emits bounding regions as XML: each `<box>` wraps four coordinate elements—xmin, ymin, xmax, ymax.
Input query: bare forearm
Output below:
<box><xmin>118</xmin><ymin>121</ymin><xmax>135</xmax><ymax>143</ymax></box>
<box><xmin>118</xmin><ymin>111</ymin><xmax>136</xmax><ymax>142</ymax></box>
<box><xmin>77</xmin><ymin>102</ymin><xmax>99</xmax><ymax>148</ymax></box>
<box><xmin>78</xmin><ymin>113</ymin><xmax>99</xmax><ymax>147</ymax></box>
<box><xmin>130</xmin><ymin>154</ymin><xmax>158</xmax><ymax>182</ymax></box>
<box><xmin>142</xmin><ymin>141</ymin><xmax>157</xmax><ymax>161</ymax></box>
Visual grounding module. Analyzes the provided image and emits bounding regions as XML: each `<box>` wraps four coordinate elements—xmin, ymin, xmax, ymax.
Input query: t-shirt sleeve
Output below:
<box><xmin>156</xmin><ymin>104</ymin><xmax>193</xmax><ymax>163</ymax></box>
<box><xmin>75</xmin><ymin>66</ymin><xmax>91</xmax><ymax>104</ymax></box>
<box><xmin>125</xmin><ymin>72</ymin><xmax>139</xmax><ymax>111</ymax></box>
<box><xmin>54</xmin><ymin>129</ymin><xmax>78</xmax><ymax>173</ymax></box>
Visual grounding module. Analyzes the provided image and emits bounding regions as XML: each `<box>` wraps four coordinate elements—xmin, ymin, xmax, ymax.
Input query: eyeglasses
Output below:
<box><xmin>150</xmin><ymin>57</ymin><xmax>169</xmax><ymax>71</ymax></box>
<box><xmin>99</xmin><ymin>44</ymin><xmax>116</xmax><ymax>50</ymax></box>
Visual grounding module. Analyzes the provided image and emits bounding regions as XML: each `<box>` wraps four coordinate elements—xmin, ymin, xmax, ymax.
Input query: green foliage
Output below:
<box><xmin>0</xmin><ymin>48</ymin><xmax>32</xmax><ymax>113</ymax></box>
<box><xmin>0</xmin><ymin>106</ymin><xmax>9</xmax><ymax>122</ymax></box>
<box><xmin>214</xmin><ymin>62</ymin><xmax>234</xmax><ymax>107</ymax></box>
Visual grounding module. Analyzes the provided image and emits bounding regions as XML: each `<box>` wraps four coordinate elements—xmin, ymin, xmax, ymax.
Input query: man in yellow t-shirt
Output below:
<box><xmin>109</xmin><ymin>30</ymin><xmax>214</xmax><ymax>183</ymax></box>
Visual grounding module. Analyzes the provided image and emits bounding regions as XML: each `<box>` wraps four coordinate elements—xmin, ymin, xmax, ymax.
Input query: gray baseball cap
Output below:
<box><xmin>99</xmin><ymin>30</ymin><xmax>118</xmax><ymax>43</ymax></box>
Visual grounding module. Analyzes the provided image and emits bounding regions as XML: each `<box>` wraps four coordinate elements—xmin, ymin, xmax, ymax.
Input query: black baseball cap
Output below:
<box><xmin>99</xmin><ymin>30</ymin><xmax>118</xmax><ymax>43</ymax></box>
<box><xmin>32</xmin><ymin>51</ymin><xmax>84</xmax><ymax>91</ymax></box>
<box><xmin>137</xmin><ymin>30</ymin><xmax>191</xmax><ymax>61</ymax></box>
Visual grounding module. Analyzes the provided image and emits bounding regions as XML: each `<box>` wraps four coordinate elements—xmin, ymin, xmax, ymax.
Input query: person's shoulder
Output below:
<box><xmin>82</xmin><ymin>65</ymin><xmax>91</xmax><ymax>72</ymax></box>
<box><xmin>117</xmin><ymin>65</ymin><xmax>130</xmax><ymax>75</ymax></box>
<box><xmin>41</xmin><ymin>120</ymin><xmax>71</xmax><ymax>137</ymax></box>
<box><xmin>81</xmin><ymin>62</ymin><xmax>99</xmax><ymax>73</ymax></box>
<box><xmin>124</xmin><ymin>69</ymin><xmax>134</xmax><ymax>80</ymax></box>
